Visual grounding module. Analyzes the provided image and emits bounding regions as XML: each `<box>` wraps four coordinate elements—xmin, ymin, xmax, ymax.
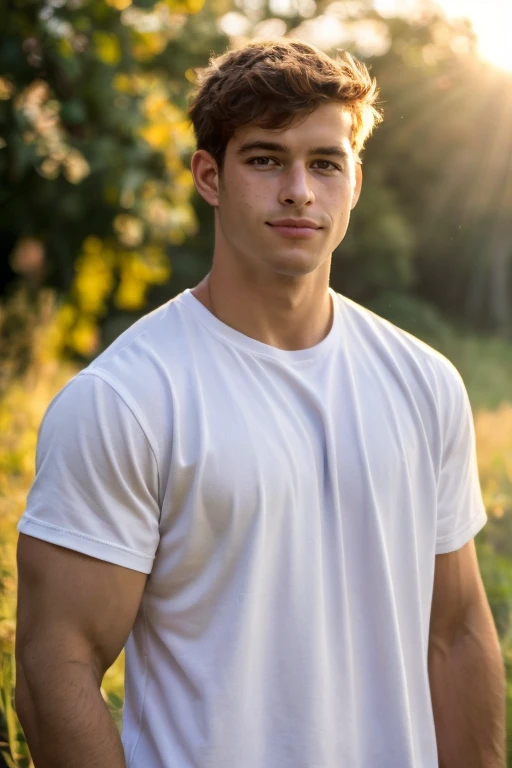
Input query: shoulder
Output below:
<box><xmin>46</xmin><ymin>294</ymin><xmax>196</xmax><ymax>478</ymax></box>
<box><xmin>88</xmin><ymin>292</ymin><xmax>190</xmax><ymax>380</ymax></box>
<box><xmin>83</xmin><ymin>292</ymin><xmax>195</xmax><ymax>419</ymax></box>
<box><xmin>334</xmin><ymin>293</ymin><xmax>471</xmax><ymax>452</ymax></box>
<box><xmin>335</xmin><ymin>292</ymin><xmax>465</xmax><ymax>396</ymax></box>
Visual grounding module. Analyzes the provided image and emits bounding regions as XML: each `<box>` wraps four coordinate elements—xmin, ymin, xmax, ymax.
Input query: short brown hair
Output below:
<box><xmin>188</xmin><ymin>39</ymin><xmax>382</xmax><ymax>169</ymax></box>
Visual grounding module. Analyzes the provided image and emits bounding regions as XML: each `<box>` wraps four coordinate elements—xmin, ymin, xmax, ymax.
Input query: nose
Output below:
<box><xmin>278</xmin><ymin>164</ymin><xmax>315</xmax><ymax>208</ymax></box>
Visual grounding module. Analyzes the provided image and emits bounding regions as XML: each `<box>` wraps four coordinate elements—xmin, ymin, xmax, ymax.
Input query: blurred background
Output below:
<box><xmin>1</xmin><ymin>0</ymin><xmax>511</xmax><ymax>764</ymax></box>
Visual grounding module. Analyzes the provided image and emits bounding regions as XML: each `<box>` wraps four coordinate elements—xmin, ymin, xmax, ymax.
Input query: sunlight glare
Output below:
<box><xmin>438</xmin><ymin>0</ymin><xmax>512</xmax><ymax>72</ymax></box>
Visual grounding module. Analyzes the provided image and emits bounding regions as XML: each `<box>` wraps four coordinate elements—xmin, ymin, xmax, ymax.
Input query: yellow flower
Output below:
<box><xmin>58</xmin><ymin>38</ymin><xmax>73</xmax><ymax>58</ymax></box>
<box><xmin>94</xmin><ymin>32</ymin><xmax>122</xmax><ymax>66</ymax></box>
<box><xmin>70</xmin><ymin>317</ymin><xmax>100</xmax><ymax>357</ymax></box>
<box><xmin>113</xmin><ymin>74</ymin><xmax>133</xmax><ymax>93</ymax></box>
<box><xmin>106</xmin><ymin>0</ymin><xmax>132</xmax><ymax>8</ymax></box>
<box><xmin>115</xmin><ymin>276</ymin><xmax>147</xmax><ymax>310</ymax></box>
<box><xmin>143</xmin><ymin>246</ymin><xmax>172</xmax><ymax>283</ymax></box>
<box><xmin>131</xmin><ymin>31</ymin><xmax>168</xmax><ymax>62</ymax></box>
<box><xmin>40</xmin><ymin>158</ymin><xmax>59</xmax><ymax>179</ymax></box>
<box><xmin>56</xmin><ymin>303</ymin><xmax>77</xmax><ymax>329</ymax></box>
<box><xmin>143</xmin><ymin>92</ymin><xmax>169</xmax><ymax>120</ymax></box>
<box><xmin>114</xmin><ymin>215</ymin><xmax>144</xmax><ymax>247</ymax></box>
<box><xmin>140</xmin><ymin>122</ymin><xmax>170</xmax><ymax>149</ymax></box>
<box><xmin>83</xmin><ymin>236</ymin><xmax>104</xmax><ymax>256</ymax></box>
<box><xmin>63</xmin><ymin>150</ymin><xmax>90</xmax><ymax>184</ymax></box>
<box><xmin>72</xmin><ymin>240</ymin><xmax>116</xmax><ymax>315</ymax></box>
<box><xmin>162</xmin><ymin>0</ymin><xmax>205</xmax><ymax>13</ymax></box>
<box><xmin>169</xmin><ymin>169</ymin><xmax>194</xmax><ymax>204</ymax></box>
<box><xmin>0</xmin><ymin>77</ymin><xmax>14</xmax><ymax>100</ymax></box>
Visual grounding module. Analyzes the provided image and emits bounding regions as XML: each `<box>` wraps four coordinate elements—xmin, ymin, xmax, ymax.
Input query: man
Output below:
<box><xmin>15</xmin><ymin>40</ymin><xmax>505</xmax><ymax>767</ymax></box>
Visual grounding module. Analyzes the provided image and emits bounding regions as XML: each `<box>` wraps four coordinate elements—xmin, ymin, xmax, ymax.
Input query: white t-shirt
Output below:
<box><xmin>18</xmin><ymin>288</ymin><xmax>487</xmax><ymax>768</ymax></box>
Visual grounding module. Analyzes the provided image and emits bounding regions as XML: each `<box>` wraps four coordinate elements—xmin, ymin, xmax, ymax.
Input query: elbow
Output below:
<box><xmin>14</xmin><ymin>634</ymin><xmax>53</xmax><ymax>719</ymax></box>
<box><xmin>14</xmin><ymin>651</ymin><xmax>47</xmax><ymax>763</ymax></box>
<box><xmin>14</xmin><ymin>673</ymin><xmax>30</xmax><ymax>727</ymax></box>
<box><xmin>14</xmin><ymin>662</ymin><xmax>37</xmax><ymax>747</ymax></box>
<box><xmin>14</xmin><ymin>646</ymin><xmax>37</xmax><ymax>724</ymax></box>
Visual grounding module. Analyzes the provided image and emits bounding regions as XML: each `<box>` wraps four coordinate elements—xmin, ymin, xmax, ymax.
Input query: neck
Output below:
<box><xmin>191</xmin><ymin>261</ymin><xmax>333</xmax><ymax>351</ymax></box>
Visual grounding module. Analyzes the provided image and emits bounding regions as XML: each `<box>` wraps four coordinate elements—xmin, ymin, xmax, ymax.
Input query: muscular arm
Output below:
<box><xmin>15</xmin><ymin>534</ymin><xmax>147</xmax><ymax>768</ymax></box>
<box><xmin>428</xmin><ymin>538</ymin><xmax>506</xmax><ymax>768</ymax></box>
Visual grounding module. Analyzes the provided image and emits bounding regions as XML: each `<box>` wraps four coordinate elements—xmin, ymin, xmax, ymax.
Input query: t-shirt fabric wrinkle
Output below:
<box><xmin>18</xmin><ymin>288</ymin><xmax>487</xmax><ymax>768</ymax></box>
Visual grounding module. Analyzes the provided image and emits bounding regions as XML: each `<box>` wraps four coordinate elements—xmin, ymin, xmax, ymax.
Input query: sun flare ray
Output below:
<box><xmin>436</xmin><ymin>0</ymin><xmax>512</xmax><ymax>72</ymax></box>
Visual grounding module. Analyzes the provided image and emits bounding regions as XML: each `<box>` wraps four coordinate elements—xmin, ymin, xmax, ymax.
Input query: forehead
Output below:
<box><xmin>229</xmin><ymin>102</ymin><xmax>354</xmax><ymax>152</ymax></box>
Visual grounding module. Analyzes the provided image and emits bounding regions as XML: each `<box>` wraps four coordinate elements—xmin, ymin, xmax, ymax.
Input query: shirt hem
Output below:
<box><xmin>435</xmin><ymin>508</ymin><xmax>487</xmax><ymax>555</ymax></box>
<box><xmin>17</xmin><ymin>516</ymin><xmax>154</xmax><ymax>574</ymax></box>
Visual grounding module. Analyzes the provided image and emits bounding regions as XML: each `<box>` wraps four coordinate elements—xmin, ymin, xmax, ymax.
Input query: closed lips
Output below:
<box><xmin>268</xmin><ymin>220</ymin><xmax>321</xmax><ymax>228</ymax></box>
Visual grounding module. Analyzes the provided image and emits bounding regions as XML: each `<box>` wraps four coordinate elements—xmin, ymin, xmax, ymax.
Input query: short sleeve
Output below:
<box><xmin>17</xmin><ymin>372</ymin><xmax>161</xmax><ymax>573</ymax></box>
<box><xmin>435</xmin><ymin>365</ymin><xmax>487</xmax><ymax>554</ymax></box>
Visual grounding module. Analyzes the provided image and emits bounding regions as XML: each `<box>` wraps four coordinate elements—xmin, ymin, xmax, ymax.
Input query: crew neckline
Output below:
<box><xmin>176</xmin><ymin>287</ymin><xmax>341</xmax><ymax>364</ymax></box>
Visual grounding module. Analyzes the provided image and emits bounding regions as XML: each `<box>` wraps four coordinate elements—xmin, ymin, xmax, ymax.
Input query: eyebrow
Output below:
<box><xmin>236</xmin><ymin>140</ymin><xmax>350</xmax><ymax>159</ymax></box>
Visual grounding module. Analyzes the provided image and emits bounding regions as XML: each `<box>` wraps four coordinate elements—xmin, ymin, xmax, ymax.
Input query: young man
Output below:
<box><xmin>15</xmin><ymin>40</ymin><xmax>505</xmax><ymax>767</ymax></box>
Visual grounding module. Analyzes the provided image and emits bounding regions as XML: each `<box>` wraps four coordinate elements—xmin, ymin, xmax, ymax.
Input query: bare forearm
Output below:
<box><xmin>428</xmin><ymin>611</ymin><xmax>506</xmax><ymax>768</ymax></box>
<box><xmin>16</xmin><ymin>659</ymin><xmax>126</xmax><ymax>768</ymax></box>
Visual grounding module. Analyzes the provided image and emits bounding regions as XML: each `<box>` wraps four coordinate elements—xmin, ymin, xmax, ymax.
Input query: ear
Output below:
<box><xmin>191</xmin><ymin>149</ymin><xmax>220</xmax><ymax>207</ymax></box>
<box><xmin>350</xmin><ymin>162</ymin><xmax>363</xmax><ymax>210</ymax></box>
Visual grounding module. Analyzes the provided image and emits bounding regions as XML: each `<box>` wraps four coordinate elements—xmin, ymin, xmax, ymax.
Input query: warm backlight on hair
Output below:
<box><xmin>440</xmin><ymin>0</ymin><xmax>512</xmax><ymax>72</ymax></box>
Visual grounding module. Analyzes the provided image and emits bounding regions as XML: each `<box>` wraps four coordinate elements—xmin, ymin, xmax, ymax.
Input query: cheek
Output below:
<box><xmin>227</xmin><ymin>186</ymin><xmax>266</xmax><ymax>227</ymax></box>
<box><xmin>218</xmin><ymin>187</ymin><xmax>263</xmax><ymax>244</ymax></box>
<box><xmin>327</xmin><ymin>192</ymin><xmax>349</xmax><ymax>221</ymax></box>
<box><xmin>328</xmin><ymin>203</ymin><xmax>352</xmax><ymax>244</ymax></box>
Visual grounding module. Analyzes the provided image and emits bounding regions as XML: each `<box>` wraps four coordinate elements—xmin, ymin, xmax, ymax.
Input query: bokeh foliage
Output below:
<box><xmin>3</xmin><ymin>0</ymin><xmax>512</xmax><ymax>356</ymax></box>
<box><xmin>1</xmin><ymin>0</ymin><xmax>204</xmax><ymax>359</ymax></box>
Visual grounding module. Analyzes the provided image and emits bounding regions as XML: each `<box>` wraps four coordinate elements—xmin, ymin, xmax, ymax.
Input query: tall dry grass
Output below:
<box><xmin>0</xmin><ymin>290</ymin><xmax>123</xmax><ymax>765</ymax></box>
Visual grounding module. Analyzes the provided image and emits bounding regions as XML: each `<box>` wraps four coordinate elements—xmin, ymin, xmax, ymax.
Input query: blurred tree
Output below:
<box><xmin>197</xmin><ymin>2</ymin><xmax>512</xmax><ymax>334</ymax></box>
<box><xmin>332</xmin><ymin>166</ymin><xmax>415</xmax><ymax>301</ymax></box>
<box><xmin>0</xmin><ymin>0</ymin><xmax>205</xmax><ymax>360</ymax></box>
<box><xmin>170</xmin><ymin>1</ymin><xmax>512</xmax><ymax>334</ymax></box>
<box><xmin>2</xmin><ymin>0</ymin><xmax>512</xmax><ymax>357</ymax></box>
<box><xmin>362</xmin><ymin>13</ymin><xmax>512</xmax><ymax>335</ymax></box>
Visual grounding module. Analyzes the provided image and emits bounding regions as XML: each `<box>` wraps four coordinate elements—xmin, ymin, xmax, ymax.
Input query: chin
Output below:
<box><xmin>265</xmin><ymin>250</ymin><xmax>325</xmax><ymax>277</ymax></box>
<box><xmin>269</xmin><ymin>262</ymin><xmax>322</xmax><ymax>279</ymax></box>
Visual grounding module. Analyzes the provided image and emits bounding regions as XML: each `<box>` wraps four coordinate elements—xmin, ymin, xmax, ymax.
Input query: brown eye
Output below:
<box><xmin>313</xmin><ymin>160</ymin><xmax>339</xmax><ymax>171</ymax></box>
<box><xmin>248</xmin><ymin>157</ymin><xmax>276</xmax><ymax>166</ymax></box>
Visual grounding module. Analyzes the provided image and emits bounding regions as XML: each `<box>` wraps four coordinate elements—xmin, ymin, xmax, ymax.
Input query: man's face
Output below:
<box><xmin>208</xmin><ymin>102</ymin><xmax>362</xmax><ymax>279</ymax></box>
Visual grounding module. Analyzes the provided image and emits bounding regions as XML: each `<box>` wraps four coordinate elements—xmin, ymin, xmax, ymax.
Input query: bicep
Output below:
<box><xmin>429</xmin><ymin>538</ymin><xmax>489</xmax><ymax>646</ymax></box>
<box><xmin>16</xmin><ymin>534</ymin><xmax>146</xmax><ymax>679</ymax></box>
